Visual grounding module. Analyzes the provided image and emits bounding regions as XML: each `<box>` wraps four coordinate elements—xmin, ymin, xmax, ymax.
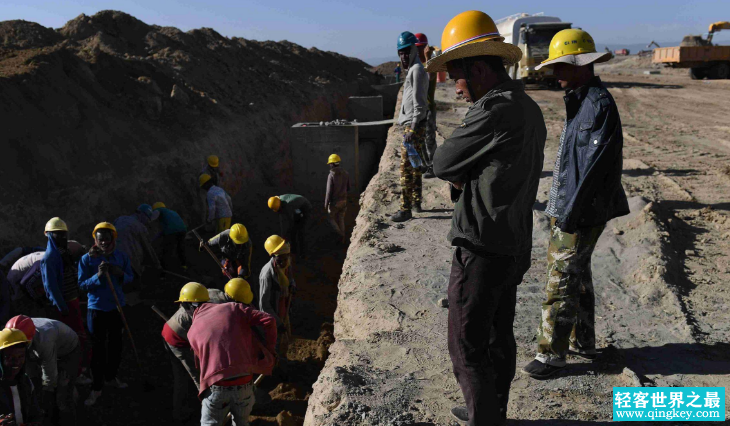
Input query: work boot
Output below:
<box><xmin>105</xmin><ymin>377</ymin><xmax>128</xmax><ymax>389</ymax></box>
<box><xmin>423</xmin><ymin>167</ymin><xmax>435</xmax><ymax>179</ymax></box>
<box><xmin>522</xmin><ymin>359</ymin><xmax>566</xmax><ymax>379</ymax></box>
<box><xmin>391</xmin><ymin>210</ymin><xmax>412</xmax><ymax>222</ymax></box>
<box><xmin>413</xmin><ymin>205</ymin><xmax>423</xmax><ymax>213</ymax></box>
<box><xmin>569</xmin><ymin>346</ymin><xmax>598</xmax><ymax>360</ymax></box>
<box><xmin>450</xmin><ymin>407</ymin><xmax>468</xmax><ymax>423</ymax></box>
<box><xmin>84</xmin><ymin>390</ymin><xmax>101</xmax><ymax>407</ymax></box>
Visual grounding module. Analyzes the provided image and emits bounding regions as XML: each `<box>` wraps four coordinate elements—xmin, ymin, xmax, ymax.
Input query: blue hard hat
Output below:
<box><xmin>397</xmin><ymin>32</ymin><xmax>417</xmax><ymax>51</ymax></box>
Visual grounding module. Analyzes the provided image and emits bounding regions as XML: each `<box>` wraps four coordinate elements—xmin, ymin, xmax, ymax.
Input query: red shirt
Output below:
<box><xmin>162</xmin><ymin>323</ymin><xmax>189</xmax><ymax>348</ymax></box>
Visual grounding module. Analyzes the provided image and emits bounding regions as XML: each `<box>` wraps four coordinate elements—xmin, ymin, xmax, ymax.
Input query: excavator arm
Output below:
<box><xmin>708</xmin><ymin>21</ymin><xmax>730</xmax><ymax>43</ymax></box>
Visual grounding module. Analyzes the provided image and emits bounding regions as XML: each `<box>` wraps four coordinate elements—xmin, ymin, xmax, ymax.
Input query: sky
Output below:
<box><xmin>4</xmin><ymin>0</ymin><xmax>730</xmax><ymax>64</ymax></box>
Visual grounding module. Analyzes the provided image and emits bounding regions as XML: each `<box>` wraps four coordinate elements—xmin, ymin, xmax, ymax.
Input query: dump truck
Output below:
<box><xmin>653</xmin><ymin>21</ymin><xmax>730</xmax><ymax>79</ymax></box>
<box><xmin>496</xmin><ymin>13</ymin><xmax>572</xmax><ymax>85</ymax></box>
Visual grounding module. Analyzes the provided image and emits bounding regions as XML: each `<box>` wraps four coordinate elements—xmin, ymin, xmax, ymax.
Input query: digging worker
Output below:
<box><xmin>259</xmin><ymin>236</ymin><xmax>296</xmax><ymax>371</ymax></box>
<box><xmin>427</xmin><ymin>10</ymin><xmax>546</xmax><ymax>425</ymax></box>
<box><xmin>523</xmin><ymin>29</ymin><xmax>629</xmax><ymax>379</ymax></box>
<box><xmin>204</xmin><ymin>223</ymin><xmax>253</xmax><ymax>281</ymax></box>
<box><xmin>78</xmin><ymin>222</ymin><xmax>133</xmax><ymax>407</ymax></box>
<box><xmin>152</xmin><ymin>202</ymin><xmax>189</xmax><ymax>271</ymax></box>
<box><xmin>393</xmin><ymin>31</ymin><xmax>429</xmax><ymax>222</ymax></box>
<box><xmin>268</xmin><ymin>194</ymin><xmax>312</xmax><ymax>256</ymax></box>
<box><xmin>324</xmin><ymin>154</ymin><xmax>351</xmax><ymax>244</ymax></box>
<box><xmin>200</xmin><ymin>174</ymin><xmax>234</xmax><ymax>233</ymax></box>
<box><xmin>187</xmin><ymin>293</ymin><xmax>277</xmax><ymax>425</ymax></box>
<box><xmin>199</xmin><ymin>155</ymin><xmax>223</xmax><ymax>230</ymax></box>
<box><xmin>162</xmin><ymin>282</ymin><xmax>228</xmax><ymax>423</ymax></box>
<box><xmin>0</xmin><ymin>328</ymin><xmax>42</xmax><ymax>425</ymax></box>
<box><xmin>415</xmin><ymin>33</ymin><xmax>439</xmax><ymax>179</ymax></box>
<box><xmin>114</xmin><ymin>205</ymin><xmax>161</xmax><ymax>287</ymax></box>
<box><xmin>6</xmin><ymin>315</ymin><xmax>80</xmax><ymax>423</ymax></box>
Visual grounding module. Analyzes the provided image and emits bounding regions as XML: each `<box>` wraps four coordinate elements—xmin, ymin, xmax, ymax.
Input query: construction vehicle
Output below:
<box><xmin>496</xmin><ymin>13</ymin><xmax>572</xmax><ymax>85</ymax></box>
<box><xmin>653</xmin><ymin>21</ymin><xmax>730</xmax><ymax>79</ymax></box>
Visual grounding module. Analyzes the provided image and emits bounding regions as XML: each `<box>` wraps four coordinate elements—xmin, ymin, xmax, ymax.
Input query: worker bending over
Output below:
<box><xmin>524</xmin><ymin>29</ymin><xmax>628</xmax><ymax>379</ymax></box>
<box><xmin>259</xmin><ymin>236</ymin><xmax>296</xmax><ymax>373</ymax></box>
<box><xmin>428</xmin><ymin>10</ymin><xmax>546</xmax><ymax>425</ymax></box>
<box><xmin>78</xmin><ymin>222</ymin><xmax>133</xmax><ymax>406</ymax></box>
<box><xmin>205</xmin><ymin>224</ymin><xmax>253</xmax><ymax>281</ymax></box>
<box><xmin>188</xmin><ymin>298</ymin><xmax>276</xmax><ymax>425</ymax></box>
<box><xmin>324</xmin><ymin>154</ymin><xmax>350</xmax><ymax>244</ymax></box>
<box><xmin>200</xmin><ymin>174</ymin><xmax>233</xmax><ymax>233</ymax></box>
<box><xmin>268</xmin><ymin>194</ymin><xmax>311</xmax><ymax>257</ymax></box>
<box><xmin>0</xmin><ymin>328</ymin><xmax>42</xmax><ymax>424</ymax></box>
<box><xmin>6</xmin><ymin>315</ymin><xmax>80</xmax><ymax>424</ymax></box>
<box><xmin>152</xmin><ymin>202</ymin><xmax>189</xmax><ymax>270</ymax></box>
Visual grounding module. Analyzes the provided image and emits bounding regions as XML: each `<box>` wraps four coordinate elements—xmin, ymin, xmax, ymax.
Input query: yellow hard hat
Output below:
<box><xmin>327</xmin><ymin>154</ymin><xmax>342</xmax><ymax>165</ymax></box>
<box><xmin>224</xmin><ymin>278</ymin><xmax>254</xmax><ymax>304</ymax></box>
<box><xmin>44</xmin><ymin>217</ymin><xmax>68</xmax><ymax>234</ymax></box>
<box><xmin>268</xmin><ymin>196</ymin><xmax>281</xmax><ymax>212</ymax></box>
<box><xmin>92</xmin><ymin>222</ymin><xmax>117</xmax><ymax>239</ymax></box>
<box><xmin>0</xmin><ymin>328</ymin><xmax>28</xmax><ymax>351</ymax></box>
<box><xmin>176</xmin><ymin>282</ymin><xmax>210</xmax><ymax>303</ymax></box>
<box><xmin>425</xmin><ymin>10</ymin><xmax>522</xmax><ymax>72</ymax></box>
<box><xmin>229</xmin><ymin>223</ymin><xmax>249</xmax><ymax>245</ymax></box>
<box><xmin>199</xmin><ymin>174</ymin><xmax>212</xmax><ymax>187</ymax></box>
<box><xmin>536</xmin><ymin>29</ymin><xmax>611</xmax><ymax>70</ymax></box>
<box><xmin>207</xmin><ymin>155</ymin><xmax>219</xmax><ymax>168</ymax></box>
<box><xmin>152</xmin><ymin>202</ymin><xmax>166</xmax><ymax>210</ymax></box>
<box><xmin>264</xmin><ymin>235</ymin><xmax>289</xmax><ymax>256</ymax></box>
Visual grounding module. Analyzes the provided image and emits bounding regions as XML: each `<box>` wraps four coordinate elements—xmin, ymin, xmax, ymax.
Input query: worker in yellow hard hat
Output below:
<box><xmin>202</xmin><ymin>223</ymin><xmax>253</xmax><ymax>279</ymax></box>
<box><xmin>324</xmin><ymin>154</ymin><xmax>350</xmax><ymax>244</ymax></box>
<box><xmin>200</xmin><ymin>174</ymin><xmax>233</xmax><ymax>232</ymax></box>
<box><xmin>267</xmin><ymin>194</ymin><xmax>312</xmax><ymax>257</ymax></box>
<box><xmin>78</xmin><ymin>222</ymin><xmax>133</xmax><ymax>406</ymax></box>
<box><xmin>425</xmin><ymin>10</ymin><xmax>547</xmax><ymax>424</ymax></box>
<box><xmin>153</xmin><ymin>202</ymin><xmax>189</xmax><ymax>270</ymax></box>
<box><xmin>524</xmin><ymin>29</ymin><xmax>628</xmax><ymax>380</ymax></box>
<box><xmin>162</xmin><ymin>282</ymin><xmax>227</xmax><ymax>422</ymax></box>
<box><xmin>198</xmin><ymin>155</ymin><xmax>223</xmax><ymax>231</ymax></box>
<box><xmin>0</xmin><ymin>328</ymin><xmax>42</xmax><ymax>423</ymax></box>
<box><xmin>259</xmin><ymin>235</ymin><xmax>296</xmax><ymax>371</ymax></box>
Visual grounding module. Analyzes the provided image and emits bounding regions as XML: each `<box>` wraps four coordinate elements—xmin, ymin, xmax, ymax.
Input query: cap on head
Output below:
<box><xmin>397</xmin><ymin>31</ymin><xmax>418</xmax><ymax>51</ymax></box>
<box><xmin>414</xmin><ymin>33</ymin><xmax>428</xmax><ymax>46</ymax></box>
<box><xmin>176</xmin><ymin>282</ymin><xmax>210</xmax><ymax>303</ymax></box>
<box><xmin>207</xmin><ymin>155</ymin><xmax>219</xmax><ymax>168</ymax></box>
<box><xmin>5</xmin><ymin>316</ymin><xmax>35</xmax><ymax>341</ymax></box>
<box><xmin>264</xmin><ymin>235</ymin><xmax>289</xmax><ymax>256</ymax></box>
<box><xmin>199</xmin><ymin>174</ymin><xmax>212</xmax><ymax>188</ymax></box>
<box><xmin>268</xmin><ymin>196</ymin><xmax>281</xmax><ymax>212</ymax></box>
<box><xmin>152</xmin><ymin>202</ymin><xmax>166</xmax><ymax>210</ymax></box>
<box><xmin>92</xmin><ymin>222</ymin><xmax>117</xmax><ymax>240</ymax></box>
<box><xmin>327</xmin><ymin>154</ymin><xmax>342</xmax><ymax>165</ymax></box>
<box><xmin>224</xmin><ymin>278</ymin><xmax>254</xmax><ymax>304</ymax></box>
<box><xmin>44</xmin><ymin>217</ymin><xmax>68</xmax><ymax>235</ymax></box>
<box><xmin>0</xmin><ymin>328</ymin><xmax>28</xmax><ymax>351</ymax></box>
<box><xmin>229</xmin><ymin>223</ymin><xmax>249</xmax><ymax>245</ymax></box>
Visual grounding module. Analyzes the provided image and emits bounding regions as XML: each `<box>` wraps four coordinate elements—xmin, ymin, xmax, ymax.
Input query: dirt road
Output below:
<box><xmin>306</xmin><ymin>69</ymin><xmax>730</xmax><ymax>425</ymax></box>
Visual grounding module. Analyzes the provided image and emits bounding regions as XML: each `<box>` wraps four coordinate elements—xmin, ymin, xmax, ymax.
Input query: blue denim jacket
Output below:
<box><xmin>547</xmin><ymin>77</ymin><xmax>629</xmax><ymax>232</ymax></box>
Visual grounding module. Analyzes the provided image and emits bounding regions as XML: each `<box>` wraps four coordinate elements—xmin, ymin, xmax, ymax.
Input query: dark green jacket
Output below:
<box><xmin>433</xmin><ymin>80</ymin><xmax>546</xmax><ymax>255</ymax></box>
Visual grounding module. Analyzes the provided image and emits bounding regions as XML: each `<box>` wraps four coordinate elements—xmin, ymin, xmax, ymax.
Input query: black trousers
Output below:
<box><xmin>88</xmin><ymin>309</ymin><xmax>123</xmax><ymax>391</ymax></box>
<box><xmin>448</xmin><ymin>247</ymin><xmax>530</xmax><ymax>426</ymax></box>
<box><xmin>162</xmin><ymin>232</ymin><xmax>187</xmax><ymax>269</ymax></box>
<box><xmin>286</xmin><ymin>217</ymin><xmax>307</xmax><ymax>256</ymax></box>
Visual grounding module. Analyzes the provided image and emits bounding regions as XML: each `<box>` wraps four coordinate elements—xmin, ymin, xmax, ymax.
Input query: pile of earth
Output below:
<box><xmin>370</xmin><ymin>60</ymin><xmax>399</xmax><ymax>77</ymax></box>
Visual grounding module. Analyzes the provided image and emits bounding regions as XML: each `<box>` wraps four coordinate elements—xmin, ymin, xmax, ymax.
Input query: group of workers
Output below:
<box><xmin>0</xmin><ymin>151</ymin><xmax>351</xmax><ymax>425</ymax></box>
<box><xmin>399</xmin><ymin>10</ymin><xmax>628</xmax><ymax>426</ymax></box>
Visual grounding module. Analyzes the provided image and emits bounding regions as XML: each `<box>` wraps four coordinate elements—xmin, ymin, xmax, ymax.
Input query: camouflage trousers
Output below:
<box><xmin>400</xmin><ymin>126</ymin><xmax>425</xmax><ymax>210</ymax></box>
<box><xmin>536</xmin><ymin>218</ymin><xmax>605</xmax><ymax>366</ymax></box>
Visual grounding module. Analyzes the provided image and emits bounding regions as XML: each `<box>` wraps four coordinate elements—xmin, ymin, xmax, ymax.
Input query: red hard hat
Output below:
<box><xmin>414</xmin><ymin>33</ymin><xmax>428</xmax><ymax>46</ymax></box>
<box><xmin>6</xmin><ymin>315</ymin><xmax>36</xmax><ymax>341</ymax></box>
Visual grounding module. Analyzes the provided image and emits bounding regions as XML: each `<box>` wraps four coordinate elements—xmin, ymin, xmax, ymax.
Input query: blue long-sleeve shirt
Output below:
<box><xmin>78</xmin><ymin>249</ymin><xmax>133</xmax><ymax>312</ymax></box>
<box><xmin>40</xmin><ymin>237</ymin><xmax>67</xmax><ymax>312</ymax></box>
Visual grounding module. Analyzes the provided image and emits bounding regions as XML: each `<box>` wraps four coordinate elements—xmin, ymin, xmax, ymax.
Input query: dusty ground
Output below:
<box><xmin>306</xmin><ymin>65</ymin><xmax>730</xmax><ymax>425</ymax></box>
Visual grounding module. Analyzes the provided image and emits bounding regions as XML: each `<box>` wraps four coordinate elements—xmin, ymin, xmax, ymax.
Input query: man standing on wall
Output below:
<box><xmin>393</xmin><ymin>31</ymin><xmax>429</xmax><ymax>223</ymax></box>
<box><xmin>428</xmin><ymin>10</ymin><xmax>546</xmax><ymax>426</ymax></box>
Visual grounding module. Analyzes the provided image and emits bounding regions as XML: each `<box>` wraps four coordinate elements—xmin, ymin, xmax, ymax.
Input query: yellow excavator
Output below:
<box><xmin>653</xmin><ymin>21</ymin><xmax>730</xmax><ymax>79</ymax></box>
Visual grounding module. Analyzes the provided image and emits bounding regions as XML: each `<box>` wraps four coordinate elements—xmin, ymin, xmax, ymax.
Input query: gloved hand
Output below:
<box><xmin>198</xmin><ymin>241</ymin><xmax>207</xmax><ymax>252</ymax></box>
<box><xmin>97</xmin><ymin>261</ymin><xmax>110</xmax><ymax>278</ymax></box>
<box><xmin>404</xmin><ymin>129</ymin><xmax>414</xmax><ymax>144</ymax></box>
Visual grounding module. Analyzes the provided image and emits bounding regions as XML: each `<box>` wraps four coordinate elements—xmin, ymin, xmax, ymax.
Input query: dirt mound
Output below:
<box><xmin>370</xmin><ymin>60</ymin><xmax>399</xmax><ymax>76</ymax></box>
<box><xmin>0</xmin><ymin>20</ymin><xmax>64</xmax><ymax>50</ymax></box>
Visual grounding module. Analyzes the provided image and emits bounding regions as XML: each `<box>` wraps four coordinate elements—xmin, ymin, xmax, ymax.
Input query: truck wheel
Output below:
<box><xmin>709</xmin><ymin>63</ymin><xmax>730</xmax><ymax>79</ymax></box>
<box><xmin>689</xmin><ymin>67</ymin><xmax>706</xmax><ymax>80</ymax></box>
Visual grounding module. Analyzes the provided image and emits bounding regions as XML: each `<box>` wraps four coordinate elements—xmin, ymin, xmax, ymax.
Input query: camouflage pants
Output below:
<box><xmin>536</xmin><ymin>218</ymin><xmax>605</xmax><ymax>366</ymax></box>
<box><xmin>400</xmin><ymin>127</ymin><xmax>424</xmax><ymax>210</ymax></box>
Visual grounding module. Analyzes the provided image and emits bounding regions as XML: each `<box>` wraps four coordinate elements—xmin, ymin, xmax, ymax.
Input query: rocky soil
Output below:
<box><xmin>306</xmin><ymin>70</ymin><xmax>730</xmax><ymax>424</ymax></box>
